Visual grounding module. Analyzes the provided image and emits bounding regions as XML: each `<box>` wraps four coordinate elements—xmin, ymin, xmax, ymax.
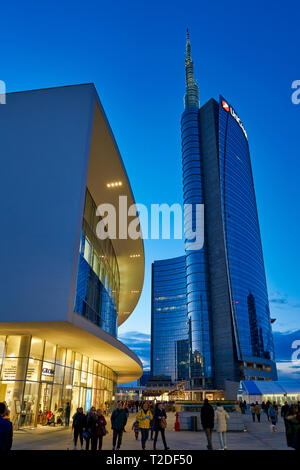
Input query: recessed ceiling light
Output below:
<box><xmin>107</xmin><ymin>181</ymin><xmax>123</xmax><ymax>188</ymax></box>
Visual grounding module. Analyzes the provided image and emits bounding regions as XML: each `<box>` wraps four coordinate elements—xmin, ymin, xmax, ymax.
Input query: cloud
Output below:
<box><xmin>118</xmin><ymin>330</ymin><xmax>151</xmax><ymax>371</ymax></box>
<box><xmin>268</xmin><ymin>290</ymin><xmax>300</xmax><ymax>333</ymax></box>
<box><xmin>273</xmin><ymin>329</ymin><xmax>300</xmax><ymax>380</ymax></box>
<box><xmin>273</xmin><ymin>329</ymin><xmax>300</xmax><ymax>361</ymax></box>
<box><xmin>270</xmin><ymin>297</ymin><xmax>288</xmax><ymax>305</ymax></box>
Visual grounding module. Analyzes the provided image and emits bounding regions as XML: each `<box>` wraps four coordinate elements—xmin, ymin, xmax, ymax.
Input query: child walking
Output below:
<box><xmin>132</xmin><ymin>419</ymin><xmax>139</xmax><ymax>440</ymax></box>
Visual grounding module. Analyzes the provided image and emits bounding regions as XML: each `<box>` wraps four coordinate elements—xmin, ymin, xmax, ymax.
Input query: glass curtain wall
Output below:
<box><xmin>0</xmin><ymin>335</ymin><xmax>117</xmax><ymax>428</ymax></box>
<box><xmin>74</xmin><ymin>189</ymin><xmax>120</xmax><ymax>337</ymax></box>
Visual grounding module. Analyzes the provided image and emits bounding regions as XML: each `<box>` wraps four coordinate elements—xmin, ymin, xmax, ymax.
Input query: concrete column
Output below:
<box><xmin>11</xmin><ymin>336</ymin><xmax>31</xmax><ymax>427</ymax></box>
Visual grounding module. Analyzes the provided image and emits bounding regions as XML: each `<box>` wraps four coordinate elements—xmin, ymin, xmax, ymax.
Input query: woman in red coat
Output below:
<box><xmin>96</xmin><ymin>409</ymin><xmax>107</xmax><ymax>450</ymax></box>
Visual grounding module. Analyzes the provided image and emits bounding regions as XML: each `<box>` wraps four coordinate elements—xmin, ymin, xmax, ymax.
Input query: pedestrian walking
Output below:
<box><xmin>85</xmin><ymin>407</ymin><xmax>98</xmax><ymax>450</ymax></box>
<box><xmin>0</xmin><ymin>403</ymin><xmax>13</xmax><ymax>451</ymax></box>
<box><xmin>72</xmin><ymin>407</ymin><xmax>86</xmax><ymax>449</ymax></box>
<box><xmin>111</xmin><ymin>401</ymin><xmax>128</xmax><ymax>450</ymax></box>
<box><xmin>250</xmin><ymin>403</ymin><xmax>256</xmax><ymax>422</ymax></box>
<box><xmin>281</xmin><ymin>401</ymin><xmax>290</xmax><ymax>419</ymax></box>
<box><xmin>136</xmin><ymin>402</ymin><xmax>153</xmax><ymax>450</ymax></box>
<box><xmin>200</xmin><ymin>398</ymin><xmax>214</xmax><ymax>450</ymax></box>
<box><xmin>215</xmin><ymin>404</ymin><xmax>230</xmax><ymax>450</ymax></box>
<box><xmin>123</xmin><ymin>402</ymin><xmax>129</xmax><ymax>432</ymax></box>
<box><xmin>268</xmin><ymin>404</ymin><xmax>278</xmax><ymax>432</ymax></box>
<box><xmin>153</xmin><ymin>403</ymin><xmax>169</xmax><ymax>451</ymax></box>
<box><xmin>149</xmin><ymin>402</ymin><xmax>155</xmax><ymax>440</ymax></box>
<box><xmin>255</xmin><ymin>402</ymin><xmax>261</xmax><ymax>423</ymax></box>
<box><xmin>284</xmin><ymin>404</ymin><xmax>300</xmax><ymax>450</ymax></box>
<box><xmin>65</xmin><ymin>402</ymin><xmax>71</xmax><ymax>427</ymax></box>
<box><xmin>132</xmin><ymin>419</ymin><xmax>139</xmax><ymax>440</ymax></box>
<box><xmin>95</xmin><ymin>409</ymin><xmax>107</xmax><ymax>450</ymax></box>
<box><xmin>265</xmin><ymin>401</ymin><xmax>271</xmax><ymax>421</ymax></box>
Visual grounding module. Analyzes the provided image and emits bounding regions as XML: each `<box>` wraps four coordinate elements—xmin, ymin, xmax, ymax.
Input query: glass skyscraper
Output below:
<box><xmin>151</xmin><ymin>31</ymin><xmax>277</xmax><ymax>391</ymax></box>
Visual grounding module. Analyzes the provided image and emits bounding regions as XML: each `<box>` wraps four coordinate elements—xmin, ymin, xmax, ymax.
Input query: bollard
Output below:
<box><xmin>174</xmin><ymin>412</ymin><xmax>180</xmax><ymax>431</ymax></box>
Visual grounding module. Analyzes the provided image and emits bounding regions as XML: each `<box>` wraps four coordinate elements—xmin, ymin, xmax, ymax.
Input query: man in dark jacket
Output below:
<box><xmin>111</xmin><ymin>402</ymin><xmax>128</xmax><ymax>450</ymax></box>
<box><xmin>201</xmin><ymin>399</ymin><xmax>214</xmax><ymax>450</ymax></box>
<box><xmin>72</xmin><ymin>407</ymin><xmax>86</xmax><ymax>449</ymax></box>
<box><xmin>281</xmin><ymin>401</ymin><xmax>290</xmax><ymax>419</ymax></box>
<box><xmin>85</xmin><ymin>407</ymin><xmax>98</xmax><ymax>451</ymax></box>
<box><xmin>0</xmin><ymin>403</ymin><xmax>13</xmax><ymax>451</ymax></box>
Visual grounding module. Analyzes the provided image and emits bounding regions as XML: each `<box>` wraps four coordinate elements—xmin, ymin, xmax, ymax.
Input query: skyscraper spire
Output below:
<box><xmin>184</xmin><ymin>29</ymin><xmax>199</xmax><ymax>110</ymax></box>
<box><xmin>186</xmin><ymin>28</ymin><xmax>191</xmax><ymax>61</ymax></box>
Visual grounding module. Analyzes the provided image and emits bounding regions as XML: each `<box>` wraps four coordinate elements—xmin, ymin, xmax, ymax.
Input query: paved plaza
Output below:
<box><xmin>12</xmin><ymin>411</ymin><xmax>291</xmax><ymax>451</ymax></box>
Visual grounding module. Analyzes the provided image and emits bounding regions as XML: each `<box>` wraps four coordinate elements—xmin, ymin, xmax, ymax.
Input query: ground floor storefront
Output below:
<box><xmin>0</xmin><ymin>334</ymin><xmax>117</xmax><ymax>429</ymax></box>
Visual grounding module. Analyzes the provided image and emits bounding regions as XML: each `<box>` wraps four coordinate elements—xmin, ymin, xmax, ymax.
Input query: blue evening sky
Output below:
<box><xmin>1</xmin><ymin>1</ymin><xmax>299</xmax><ymax>351</ymax></box>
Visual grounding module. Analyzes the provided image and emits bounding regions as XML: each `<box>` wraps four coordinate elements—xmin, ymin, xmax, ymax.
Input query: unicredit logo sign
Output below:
<box><xmin>221</xmin><ymin>99</ymin><xmax>248</xmax><ymax>141</ymax></box>
<box><xmin>222</xmin><ymin>100</ymin><xmax>230</xmax><ymax>112</ymax></box>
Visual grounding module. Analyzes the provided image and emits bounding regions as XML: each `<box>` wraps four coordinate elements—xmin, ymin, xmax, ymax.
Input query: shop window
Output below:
<box><xmin>0</xmin><ymin>336</ymin><xmax>6</xmax><ymax>366</ymax></box>
<box><xmin>74</xmin><ymin>352</ymin><xmax>82</xmax><ymax>370</ymax></box>
<box><xmin>63</xmin><ymin>366</ymin><xmax>73</xmax><ymax>387</ymax></box>
<box><xmin>44</xmin><ymin>342</ymin><xmax>57</xmax><ymax>363</ymax></box>
<box><xmin>5</xmin><ymin>336</ymin><xmax>21</xmax><ymax>357</ymax></box>
<box><xmin>73</xmin><ymin>369</ymin><xmax>81</xmax><ymax>387</ymax></box>
<box><xmin>20</xmin><ymin>381</ymin><xmax>40</xmax><ymax>427</ymax></box>
<box><xmin>41</xmin><ymin>361</ymin><xmax>55</xmax><ymax>382</ymax></box>
<box><xmin>83</xmin><ymin>238</ymin><xmax>92</xmax><ymax>265</ymax></box>
<box><xmin>26</xmin><ymin>358</ymin><xmax>42</xmax><ymax>382</ymax></box>
<box><xmin>54</xmin><ymin>364</ymin><xmax>65</xmax><ymax>385</ymax></box>
<box><xmin>56</xmin><ymin>347</ymin><xmax>66</xmax><ymax>366</ymax></box>
<box><xmin>65</xmin><ymin>349</ymin><xmax>74</xmax><ymax>367</ymax></box>
<box><xmin>30</xmin><ymin>337</ymin><xmax>44</xmax><ymax>360</ymax></box>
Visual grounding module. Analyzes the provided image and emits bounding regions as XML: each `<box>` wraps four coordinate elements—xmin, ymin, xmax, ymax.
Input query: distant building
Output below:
<box><xmin>138</xmin><ymin>370</ymin><xmax>151</xmax><ymax>387</ymax></box>
<box><xmin>240</xmin><ymin>380</ymin><xmax>300</xmax><ymax>405</ymax></box>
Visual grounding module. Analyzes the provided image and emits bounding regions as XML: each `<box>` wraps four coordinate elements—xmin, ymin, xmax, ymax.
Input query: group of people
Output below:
<box><xmin>240</xmin><ymin>399</ymin><xmax>300</xmax><ymax>449</ymax></box>
<box><xmin>249</xmin><ymin>401</ymin><xmax>280</xmax><ymax>431</ymax></box>
<box><xmin>201</xmin><ymin>399</ymin><xmax>230</xmax><ymax>450</ymax></box>
<box><xmin>70</xmin><ymin>400</ymin><xmax>169</xmax><ymax>451</ymax></box>
<box><xmin>71</xmin><ymin>406</ymin><xmax>107</xmax><ymax>450</ymax></box>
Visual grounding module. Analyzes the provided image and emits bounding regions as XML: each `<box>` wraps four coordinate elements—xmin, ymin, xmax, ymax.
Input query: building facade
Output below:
<box><xmin>151</xmin><ymin>32</ymin><xmax>277</xmax><ymax>391</ymax></box>
<box><xmin>151</xmin><ymin>257</ymin><xmax>189</xmax><ymax>383</ymax></box>
<box><xmin>0</xmin><ymin>84</ymin><xmax>144</xmax><ymax>427</ymax></box>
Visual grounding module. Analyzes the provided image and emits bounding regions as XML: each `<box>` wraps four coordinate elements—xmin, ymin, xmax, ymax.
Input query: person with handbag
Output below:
<box><xmin>95</xmin><ymin>408</ymin><xmax>107</xmax><ymax>450</ymax></box>
<box><xmin>153</xmin><ymin>403</ymin><xmax>169</xmax><ymax>450</ymax></box>
<box><xmin>268</xmin><ymin>404</ymin><xmax>278</xmax><ymax>433</ymax></box>
<box><xmin>215</xmin><ymin>404</ymin><xmax>230</xmax><ymax>450</ymax></box>
<box><xmin>136</xmin><ymin>402</ymin><xmax>153</xmax><ymax>450</ymax></box>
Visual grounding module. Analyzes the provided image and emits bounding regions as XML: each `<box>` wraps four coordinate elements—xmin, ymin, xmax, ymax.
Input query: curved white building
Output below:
<box><xmin>0</xmin><ymin>84</ymin><xmax>144</xmax><ymax>427</ymax></box>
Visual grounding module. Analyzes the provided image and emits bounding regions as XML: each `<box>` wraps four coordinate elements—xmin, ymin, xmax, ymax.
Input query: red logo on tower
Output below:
<box><xmin>222</xmin><ymin>100</ymin><xmax>230</xmax><ymax>112</ymax></box>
